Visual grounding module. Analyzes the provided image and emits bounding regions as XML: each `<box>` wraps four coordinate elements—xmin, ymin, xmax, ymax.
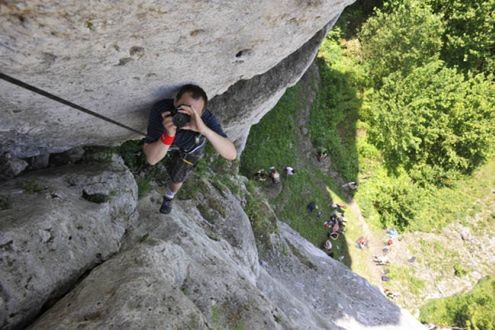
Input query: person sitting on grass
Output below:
<box><xmin>316</xmin><ymin>148</ymin><xmax>328</xmax><ymax>162</ymax></box>
<box><xmin>284</xmin><ymin>166</ymin><xmax>296</xmax><ymax>176</ymax></box>
<box><xmin>143</xmin><ymin>84</ymin><xmax>237</xmax><ymax>214</ymax></box>
<box><xmin>323</xmin><ymin>239</ymin><xmax>334</xmax><ymax>257</ymax></box>
<box><xmin>356</xmin><ymin>236</ymin><xmax>368</xmax><ymax>249</ymax></box>
<box><xmin>269</xmin><ymin>166</ymin><xmax>281</xmax><ymax>184</ymax></box>
<box><xmin>254</xmin><ymin>168</ymin><xmax>268</xmax><ymax>182</ymax></box>
<box><xmin>307</xmin><ymin>201</ymin><xmax>318</xmax><ymax>213</ymax></box>
<box><xmin>342</xmin><ymin>181</ymin><xmax>358</xmax><ymax>190</ymax></box>
<box><xmin>331</xmin><ymin>203</ymin><xmax>346</xmax><ymax>213</ymax></box>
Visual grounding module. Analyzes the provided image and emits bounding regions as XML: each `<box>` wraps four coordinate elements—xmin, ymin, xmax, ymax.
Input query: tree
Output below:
<box><xmin>359</xmin><ymin>0</ymin><xmax>444</xmax><ymax>86</ymax></box>
<box><xmin>368</xmin><ymin>61</ymin><xmax>495</xmax><ymax>185</ymax></box>
<box><xmin>427</xmin><ymin>0</ymin><xmax>495</xmax><ymax>75</ymax></box>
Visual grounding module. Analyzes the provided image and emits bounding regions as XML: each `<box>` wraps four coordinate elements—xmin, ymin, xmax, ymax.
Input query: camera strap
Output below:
<box><xmin>182</xmin><ymin>134</ymin><xmax>207</xmax><ymax>155</ymax></box>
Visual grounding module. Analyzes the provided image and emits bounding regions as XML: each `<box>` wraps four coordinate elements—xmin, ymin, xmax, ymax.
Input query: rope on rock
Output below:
<box><xmin>0</xmin><ymin>72</ymin><xmax>146</xmax><ymax>136</ymax></box>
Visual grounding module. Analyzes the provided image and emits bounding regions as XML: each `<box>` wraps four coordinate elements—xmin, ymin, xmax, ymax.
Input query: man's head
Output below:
<box><xmin>175</xmin><ymin>84</ymin><xmax>208</xmax><ymax>113</ymax></box>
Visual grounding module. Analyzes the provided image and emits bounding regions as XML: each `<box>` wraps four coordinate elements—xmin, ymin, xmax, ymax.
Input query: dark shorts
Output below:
<box><xmin>166</xmin><ymin>149</ymin><xmax>203</xmax><ymax>183</ymax></box>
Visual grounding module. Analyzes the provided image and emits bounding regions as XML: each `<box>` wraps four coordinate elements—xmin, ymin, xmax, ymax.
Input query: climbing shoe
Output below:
<box><xmin>159</xmin><ymin>196</ymin><xmax>173</xmax><ymax>214</ymax></box>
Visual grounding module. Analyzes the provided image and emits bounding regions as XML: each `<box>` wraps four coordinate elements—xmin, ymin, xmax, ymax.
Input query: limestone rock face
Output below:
<box><xmin>211</xmin><ymin>17</ymin><xmax>338</xmax><ymax>152</ymax></box>
<box><xmin>28</xmin><ymin>185</ymin><xmax>289</xmax><ymax>330</ymax></box>
<box><xmin>10</xmin><ymin>171</ymin><xmax>425</xmax><ymax>330</ymax></box>
<box><xmin>0</xmin><ymin>155</ymin><xmax>138</xmax><ymax>330</ymax></box>
<box><xmin>0</xmin><ymin>152</ymin><xmax>28</xmax><ymax>180</ymax></box>
<box><xmin>259</xmin><ymin>222</ymin><xmax>424</xmax><ymax>330</ymax></box>
<box><xmin>0</xmin><ymin>0</ymin><xmax>353</xmax><ymax>157</ymax></box>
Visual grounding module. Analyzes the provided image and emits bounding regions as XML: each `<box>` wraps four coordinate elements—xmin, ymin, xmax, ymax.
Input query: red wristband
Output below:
<box><xmin>160</xmin><ymin>133</ymin><xmax>175</xmax><ymax>145</ymax></box>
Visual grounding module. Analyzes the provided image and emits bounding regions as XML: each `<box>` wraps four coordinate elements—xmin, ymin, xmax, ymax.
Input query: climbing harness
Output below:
<box><xmin>0</xmin><ymin>72</ymin><xmax>146</xmax><ymax>136</ymax></box>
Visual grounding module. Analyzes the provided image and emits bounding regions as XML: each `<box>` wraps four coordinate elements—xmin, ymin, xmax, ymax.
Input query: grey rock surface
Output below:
<box><xmin>0</xmin><ymin>155</ymin><xmax>138</xmax><ymax>330</ymax></box>
<box><xmin>26</xmin><ymin>153</ymin><xmax>50</xmax><ymax>170</ymax></box>
<box><xmin>49</xmin><ymin>147</ymin><xmax>86</xmax><ymax>166</ymax></box>
<box><xmin>28</xmin><ymin>242</ymin><xmax>210</xmax><ymax>330</ymax></box>
<box><xmin>259</xmin><ymin>222</ymin><xmax>425</xmax><ymax>330</ymax></box>
<box><xmin>0</xmin><ymin>152</ymin><xmax>28</xmax><ymax>180</ymax></box>
<box><xmin>212</xmin><ymin>17</ymin><xmax>338</xmax><ymax>151</ymax></box>
<box><xmin>29</xmin><ymin>186</ymin><xmax>290</xmax><ymax>330</ymax></box>
<box><xmin>0</xmin><ymin>0</ymin><xmax>353</xmax><ymax>157</ymax></box>
<box><xmin>26</xmin><ymin>176</ymin><xmax>424</xmax><ymax>330</ymax></box>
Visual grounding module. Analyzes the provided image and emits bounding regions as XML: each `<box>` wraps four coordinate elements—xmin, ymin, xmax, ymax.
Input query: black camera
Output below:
<box><xmin>169</xmin><ymin>104</ymin><xmax>191</xmax><ymax>129</ymax></box>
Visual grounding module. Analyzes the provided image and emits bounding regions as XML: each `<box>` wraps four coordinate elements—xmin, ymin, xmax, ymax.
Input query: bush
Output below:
<box><xmin>309</xmin><ymin>33</ymin><xmax>364</xmax><ymax>181</ymax></box>
<box><xmin>368</xmin><ymin>61</ymin><xmax>495</xmax><ymax>185</ymax></box>
<box><xmin>359</xmin><ymin>0</ymin><xmax>444</xmax><ymax>85</ymax></box>
<box><xmin>336</xmin><ymin>0</ymin><xmax>384</xmax><ymax>38</ymax></box>
<box><xmin>427</xmin><ymin>0</ymin><xmax>495</xmax><ymax>74</ymax></box>
<box><xmin>371</xmin><ymin>173</ymin><xmax>427</xmax><ymax>231</ymax></box>
<box><xmin>420</xmin><ymin>276</ymin><xmax>495</xmax><ymax>330</ymax></box>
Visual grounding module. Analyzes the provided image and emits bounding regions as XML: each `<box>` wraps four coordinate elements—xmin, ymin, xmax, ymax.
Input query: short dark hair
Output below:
<box><xmin>176</xmin><ymin>84</ymin><xmax>208</xmax><ymax>109</ymax></box>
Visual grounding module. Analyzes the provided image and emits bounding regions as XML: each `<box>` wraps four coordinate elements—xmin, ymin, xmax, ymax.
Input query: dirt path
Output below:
<box><xmin>347</xmin><ymin>200</ymin><xmax>386</xmax><ymax>284</ymax></box>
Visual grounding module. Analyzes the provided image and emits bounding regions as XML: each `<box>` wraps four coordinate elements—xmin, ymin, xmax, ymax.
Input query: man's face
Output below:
<box><xmin>175</xmin><ymin>92</ymin><xmax>205</xmax><ymax>113</ymax></box>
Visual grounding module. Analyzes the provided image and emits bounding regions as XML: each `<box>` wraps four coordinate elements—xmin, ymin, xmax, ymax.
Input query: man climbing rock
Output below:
<box><xmin>143</xmin><ymin>84</ymin><xmax>237</xmax><ymax>214</ymax></box>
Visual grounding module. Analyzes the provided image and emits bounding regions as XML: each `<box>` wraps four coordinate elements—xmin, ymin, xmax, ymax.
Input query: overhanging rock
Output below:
<box><xmin>0</xmin><ymin>0</ymin><xmax>353</xmax><ymax>157</ymax></box>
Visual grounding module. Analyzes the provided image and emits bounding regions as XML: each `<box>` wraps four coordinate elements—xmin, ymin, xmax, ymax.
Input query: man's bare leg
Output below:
<box><xmin>170</xmin><ymin>181</ymin><xmax>183</xmax><ymax>194</ymax></box>
<box><xmin>160</xmin><ymin>182</ymin><xmax>183</xmax><ymax>214</ymax></box>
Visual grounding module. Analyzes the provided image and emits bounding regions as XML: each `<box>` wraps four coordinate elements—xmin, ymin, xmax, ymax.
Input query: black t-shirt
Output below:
<box><xmin>143</xmin><ymin>99</ymin><xmax>227</xmax><ymax>152</ymax></box>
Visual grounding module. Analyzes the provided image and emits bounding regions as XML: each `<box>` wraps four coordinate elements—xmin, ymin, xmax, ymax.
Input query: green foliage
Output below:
<box><xmin>310</xmin><ymin>33</ymin><xmax>365</xmax><ymax>181</ymax></box>
<box><xmin>336</xmin><ymin>0</ymin><xmax>384</xmax><ymax>38</ymax></box>
<box><xmin>240</xmin><ymin>87</ymin><xmax>300</xmax><ymax>176</ymax></box>
<box><xmin>453</xmin><ymin>263</ymin><xmax>468</xmax><ymax>277</ymax></box>
<box><xmin>357</xmin><ymin>150</ymin><xmax>495</xmax><ymax>233</ymax></box>
<box><xmin>240</xmin><ymin>81</ymin><xmax>334</xmax><ymax>245</ymax></box>
<box><xmin>368</xmin><ymin>61</ymin><xmax>495</xmax><ymax>185</ymax></box>
<box><xmin>244</xmin><ymin>181</ymin><xmax>278</xmax><ymax>253</ymax></box>
<box><xmin>388</xmin><ymin>265</ymin><xmax>426</xmax><ymax>295</ymax></box>
<box><xmin>240</xmin><ymin>78</ymin><xmax>349</xmax><ymax>259</ymax></box>
<box><xmin>19</xmin><ymin>178</ymin><xmax>44</xmax><ymax>194</ymax></box>
<box><xmin>136</xmin><ymin>176</ymin><xmax>152</xmax><ymax>199</ymax></box>
<box><xmin>414</xmin><ymin>239</ymin><xmax>467</xmax><ymax>277</ymax></box>
<box><xmin>82</xmin><ymin>146</ymin><xmax>117</xmax><ymax>163</ymax></box>
<box><xmin>370</xmin><ymin>172</ymin><xmax>426</xmax><ymax>231</ymax></box>
<box><xmin>427</xmin><ymin>0</ymin><xmax>495</xmax><ymax>74</ymax></box>
<box><xmin>419</xmin><ymin>276</ymin><xmax>495</xmax><ymax>330</ymax></box>
<box><xmin>359</xmin><ymin>0</ymin><xmax>444</xmax><ymax>85</ymax></box>
<box><xmin>118</xmin><ymin>139</ymin><xmax>169</xmax><ymax>198</ymax></box>
<box><xmin>118</xmin><ymin>140</ymin><xmax>148</xmax><ymax>173</ymax></box>
<box><xmin>176</xmin><ymin>175</ymin><xmax>209</xmax><ymax>200</ymax></box>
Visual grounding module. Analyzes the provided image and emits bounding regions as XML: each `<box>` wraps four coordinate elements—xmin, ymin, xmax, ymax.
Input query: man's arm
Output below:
<box><xmin>143</xmin><ymin>140</ymin><xmax>171</xmax><ymax>166</ymax></box>
<box><xmin>203</xmin><ymin>126</ymin><xmax>237</xmax><ymax>161</ymax></box>
<box><xmin>178</xmin><ymin>105</ymin><xmax>237</xmax><ymax>161</ymax></box>
<box><xmin>143</xmin><ymin>111</ymin><xmax>177</xmax><ymax>165</ymax></box>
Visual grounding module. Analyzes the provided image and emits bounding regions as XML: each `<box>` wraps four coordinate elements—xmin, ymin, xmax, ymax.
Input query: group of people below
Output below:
<box><xmin>249</xmin><ymin>158</ymin><xmax>359</xmax><ymax>264</ymax></box>
<box><xmin>306</xmin><ymin>202</ymin><xmax>348</xmax><ymax>257</ymax></box>
<box><xmin>253</xmin><ymin>166</ymin><xmax>296</xmax><ymax>184</ymax></box>
<box><xmin>323</xmin><ymin>203</ymin><xmax>347</xmax><ymax>241</ymax></box>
